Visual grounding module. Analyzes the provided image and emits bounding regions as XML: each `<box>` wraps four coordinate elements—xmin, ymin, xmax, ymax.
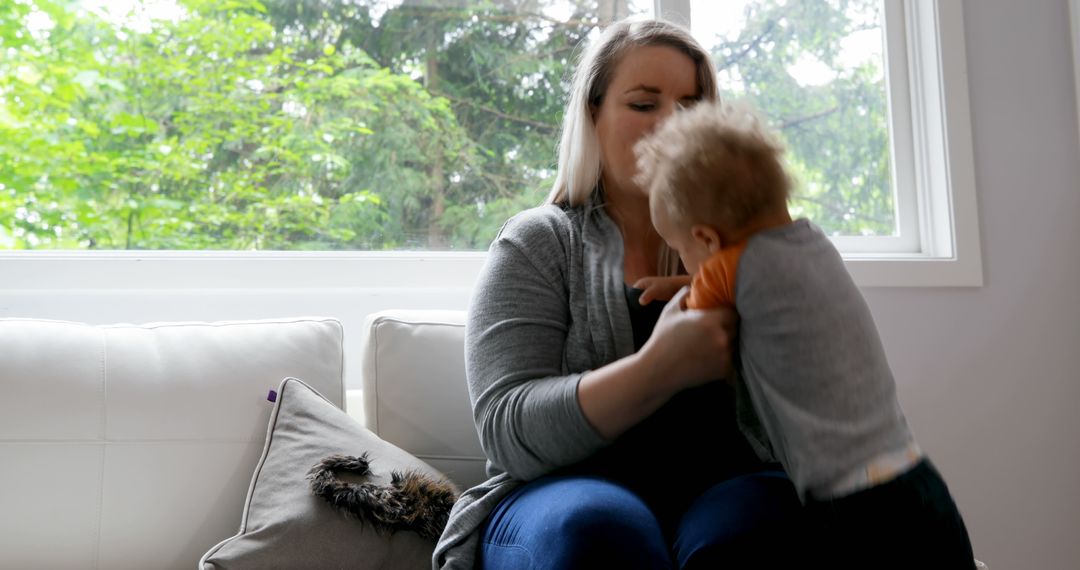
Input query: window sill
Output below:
<box><xmin>844</xmin><ymin>256</ymin><xmax>983</xmax><ymax>288</ymax></box>
<box><xmin>0</xmin><ymin>249</ymin><xmax>981</xmax><ymax>290</ymax></box>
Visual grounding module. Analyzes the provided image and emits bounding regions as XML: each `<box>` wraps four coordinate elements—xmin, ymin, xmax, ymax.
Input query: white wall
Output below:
<box><xmin>861</xmin><ymin>0</ymin><xmax>1080</xmax><ymax>567</ymax></box>
<box><xmin>1</xmin><ymin>0</ymin><xmax>1077</xmax><ymax>567</ymax></box>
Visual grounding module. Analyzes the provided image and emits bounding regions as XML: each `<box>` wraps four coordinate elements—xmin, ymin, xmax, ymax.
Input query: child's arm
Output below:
<box><xmin>632</xmin><ymin>275</ymin><xmax>692</xmax><ymax>305</ymax></box>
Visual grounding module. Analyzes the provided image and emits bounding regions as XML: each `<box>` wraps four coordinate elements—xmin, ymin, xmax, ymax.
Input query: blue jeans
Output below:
<box><xmin>479</xmin><ymin>470</ymin><xmax>804</xmax><ymax>569</ymax></box>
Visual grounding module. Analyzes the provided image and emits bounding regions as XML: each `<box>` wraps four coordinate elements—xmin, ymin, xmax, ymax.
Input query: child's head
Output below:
<box><xmin>635</xmin><ymin>100</ymin><xmax>790</xmax><ymax>273</ymax></box>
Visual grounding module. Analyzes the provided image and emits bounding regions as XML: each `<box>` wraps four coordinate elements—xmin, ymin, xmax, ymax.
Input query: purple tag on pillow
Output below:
<box><xmin>267</xmin><ymin>389</ymin><xmax>278</xmax><ymax>403</ymax></box>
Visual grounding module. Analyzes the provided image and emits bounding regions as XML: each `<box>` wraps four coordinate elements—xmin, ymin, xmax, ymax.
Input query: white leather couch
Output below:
<box><xmin>359</xmin><ymin>310</ymin><xmax>485</xmax><ymax>490</ymax></box>
<box><xmin>0</xmin><ymin>310</ymin><xmax>482</xmax><ymax>569</ymax></box>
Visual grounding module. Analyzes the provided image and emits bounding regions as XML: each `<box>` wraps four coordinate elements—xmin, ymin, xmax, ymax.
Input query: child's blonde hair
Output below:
<box><xmin>636</xmin><ymin>100</ymin><xmax>791</xmax><ymax>232</ymax></box>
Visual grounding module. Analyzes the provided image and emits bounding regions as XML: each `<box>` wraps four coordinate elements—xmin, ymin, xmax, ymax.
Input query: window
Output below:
<box><xmin>668</xmin><ymin>0</ymin><xmax>982</xmax><ymax>285</ymax></box>
<box><xmin>0</xmin><ymin>0</ymin><xmax>980</xmax><ymax>286</ymax></box>
<box><xmin>690</xmin><ymin>0</ymin><xmax>900</xmax><ymax>243</ymax></box>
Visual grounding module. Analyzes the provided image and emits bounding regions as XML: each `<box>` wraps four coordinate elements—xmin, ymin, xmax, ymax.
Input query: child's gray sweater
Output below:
<box><xmin>735</xmin><ymin>219</ymin><xmax>916</xmax><ymax>501</ymax></box>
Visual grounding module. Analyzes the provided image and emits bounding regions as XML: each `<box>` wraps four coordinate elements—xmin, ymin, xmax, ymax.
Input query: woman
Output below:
<box><xmin>434</xmin><ymin>18</ymin><xmax>804</xmax><ymax>569</ymax></box>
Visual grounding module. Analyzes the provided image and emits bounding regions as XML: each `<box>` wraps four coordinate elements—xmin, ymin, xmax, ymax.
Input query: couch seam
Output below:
<box><xmin>371</xmin><ymin>319</ymin><xmax>380</xmax><ymax>432</ymax></box>
<box><xmin>335</xmin><ymin>319</ymin><xmax>346</xmax><ymax>411</ymax></box>
<box><xmin>98</xmin><ymin>317</ymin><xmax>340</xmax><ymax>330</ymax></box>
<box><xmin>0</xmin><ymin>439</ymin><xmax>270</xmax><ymax>444</ymax></box>
<box><xmin>368</xmin><ymin>316</ymin><xmax>465</xmax><ymax>328</ymax></box>
<box><xmin>93</xmin><ymin>329</ymin><xmax>107</xmax><ymax>570</ymax></box>
<box><xmin>0</xmin><ymin>317</ymin><xmax>339</xmax><ymax>328</ymax></box>
<box><xmin>414</xmin><ymin>454</ymin><xmax>487</xmax><ymax>461</ymax></box>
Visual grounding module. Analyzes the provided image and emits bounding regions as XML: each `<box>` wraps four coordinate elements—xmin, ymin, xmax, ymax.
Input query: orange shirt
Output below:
<box><xmin>686</xmin><ymin>241</ymin><xmax>747</xmax><ymax>310</ymax></box>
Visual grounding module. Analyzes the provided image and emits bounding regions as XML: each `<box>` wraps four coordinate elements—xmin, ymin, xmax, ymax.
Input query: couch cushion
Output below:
<box><xmin>201</xmin><ymin>377</ymin><xmax>454</xmax><ymax>569</ymax></box>
<box><xmin>360</xmin><ymin>310</ymin><xmax>486</xmax><ymax>489</ymax></box>
<box><xmin>0</xmin><ymin>317</ymin><xmax>343</xmax><ymax>570</ymax></box>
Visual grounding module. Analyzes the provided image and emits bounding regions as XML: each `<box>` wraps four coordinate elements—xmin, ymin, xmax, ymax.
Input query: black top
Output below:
<box><xmin>624</xmin><ymin>283</ymin><xmax>667</xmax><ymax>352</ymax></box>
<box><xmin>554</xmin><ymin>284</ymin><xmax>765</xmax><ymax>533</ymax></box>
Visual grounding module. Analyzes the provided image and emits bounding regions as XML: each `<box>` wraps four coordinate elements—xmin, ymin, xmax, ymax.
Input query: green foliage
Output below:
<box><xmin>714</xmin><ymin>0</ymin><xmax>894</xmax><ymax>235</ymax></box>
<box><xmin>1</xmin><ymin>0</ymin><xmax>475</xmax><ymax>249</ymax></box>
<box><xmin>0</xmin><ymin>0</ymin><xmax>893</xmax><ymax>250</ymax></box>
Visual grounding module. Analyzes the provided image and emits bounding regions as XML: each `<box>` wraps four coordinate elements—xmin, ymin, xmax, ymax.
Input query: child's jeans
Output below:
<box><xmin>805</xmin><ymin>458</ymin><xmax>976</xmax><ymax>569</ymax></box>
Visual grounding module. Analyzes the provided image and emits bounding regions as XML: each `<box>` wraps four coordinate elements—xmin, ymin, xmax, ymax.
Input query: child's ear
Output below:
<box><xmin>690</xmin><ymin>224</ymin><xmax>723</xmax><ymax>253</ymax></box>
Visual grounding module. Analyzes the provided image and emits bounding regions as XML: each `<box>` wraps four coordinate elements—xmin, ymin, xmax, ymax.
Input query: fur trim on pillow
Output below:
<box><xmin>308</xmin><ymin>453</ymin><xmax>458</xmax><ymax>541</ymax></box>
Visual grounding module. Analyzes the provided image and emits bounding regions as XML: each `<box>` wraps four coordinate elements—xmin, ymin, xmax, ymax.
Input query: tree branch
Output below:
<box><xmin>391</xmin><ymin>6</ymin><xmax>598</xmax><ymax>30</ymax></box>
<box><xmin>779</xmin><ymin>105</ymin><xmax>841</xmax><ymax>130</ymax></box>
<box><xmin>435</xmin><ymin>91</ymin><xmax>558</xmax><ymax>134</ymax></box>
<box><xmin>714</xmin><ymin>3</ymin><xmax>796</xmax><ymax>72</ymax></box>
<box><xmin>716</xmin><ymin>19</ymin><xmax>778</xmax><ymax>72</ymax></box>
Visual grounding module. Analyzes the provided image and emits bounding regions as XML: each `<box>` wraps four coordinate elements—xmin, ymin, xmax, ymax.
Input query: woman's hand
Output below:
<box><xmin>632</xmin><ymin>275</ymin><xmax>692</xmax><ymax>305</ymax></box>
<box><xmin>638</xmin><ymin>286</ymin><xmax>739</xmax><ymax>392</ymax></box>
<box><xmin>577</xmin><ymin>286</ymin><xmax>738</xmax><ymax>441</ymax></box>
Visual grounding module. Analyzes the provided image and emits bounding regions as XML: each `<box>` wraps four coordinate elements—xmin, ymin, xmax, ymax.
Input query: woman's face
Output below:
<box><xmin>593</xmin><ymin>45</ymin><xmax>700</xmax><ymax>198</ymax></box>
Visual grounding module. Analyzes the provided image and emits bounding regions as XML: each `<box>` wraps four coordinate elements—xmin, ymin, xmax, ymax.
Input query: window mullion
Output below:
<box><xmin>883</xmin><ymin>0</ymin><xmax>921</xmax><ymax>253</ymax></box>
<box><xmin>905</xmin><ymin>0</ymin><xmax>949</xmax><ymax>257</ymax></box>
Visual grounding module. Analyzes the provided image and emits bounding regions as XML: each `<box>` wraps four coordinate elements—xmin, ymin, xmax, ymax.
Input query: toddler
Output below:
<box><xmin>634</xmin><ymin>100</ymin><xmax>975</xmax><ymax>568</ymax></box>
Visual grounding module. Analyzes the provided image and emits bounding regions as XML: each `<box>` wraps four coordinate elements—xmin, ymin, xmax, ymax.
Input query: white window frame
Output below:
<box><xmin>834</xmin><ymin>0</ymin><xmax>920</xmax><ymax>257</ymax></box>
<box><xmin>0</xmin><ymin>0</ymin><xmax>981</xmax><ymax>290</ymax></box>
<box><xmin>845</xmin><ymin>0</ymin><xmax>983</xmax><ymax>287</ymax></box>
<box><xmin>662</xmin><ymin>0</ymin><xmax>983</xmax><ymax>287</ymax></box>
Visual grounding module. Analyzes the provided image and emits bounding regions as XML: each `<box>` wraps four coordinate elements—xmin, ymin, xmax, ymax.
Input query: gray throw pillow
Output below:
<box><xmin>201</xmin><ymin>377</ymin><xmax>457</xmax><ymax>569</ymax></box>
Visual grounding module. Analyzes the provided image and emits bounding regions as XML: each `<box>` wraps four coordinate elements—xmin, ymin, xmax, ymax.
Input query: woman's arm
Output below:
<box><xmin>579</xmin><ymin>286</ymin><xmax>739</xmax><ymax>439</ymax></box>
<box><xmin>466</xmin><ymin>218</ymin><xmax>609</xmax><ymax>481</ymax></box>
<box><xmin>467</xmin><ymin>212</ymin><xmax>738</xmax><ymax>481</ymax></box>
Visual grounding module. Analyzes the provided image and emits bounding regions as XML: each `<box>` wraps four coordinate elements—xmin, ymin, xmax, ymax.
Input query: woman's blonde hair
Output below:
<box><xmin>545</xmin><ymin>18</ymin><xmax>718</xmax><ymax>276</ymax></box>
<box><xmin>545</xmin><ymin>19</ymin><xmax>719</xmax><ymax>208</ymax></box>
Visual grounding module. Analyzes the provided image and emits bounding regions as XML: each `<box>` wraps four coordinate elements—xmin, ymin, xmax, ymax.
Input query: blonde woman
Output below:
<box><xmin>434</xmin><ymin>19</ymin><xmax>803</xmax><ymax>569</ymax></box>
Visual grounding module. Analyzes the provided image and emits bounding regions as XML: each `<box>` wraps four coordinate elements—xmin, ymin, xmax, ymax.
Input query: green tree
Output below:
<box><xmin>0</xmin><ymin>0</ymin><xmax>893</xmax><ymax>251</ymax></box>
<box><xmin>1</xmin><ymin>0</ymin><xmax>473</xmax><ymax>249</ymax></box>
<box><xmin>711</xmin><ymin>0</ymin><xmax>893</xmax><ymax>235</ymax></box>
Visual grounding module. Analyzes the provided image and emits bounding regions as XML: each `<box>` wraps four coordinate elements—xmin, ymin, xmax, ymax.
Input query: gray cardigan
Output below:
<box><xmin>432</xmin><ymin>196</ymin><xmax>772</xmax><ymax>569</ymax></box>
